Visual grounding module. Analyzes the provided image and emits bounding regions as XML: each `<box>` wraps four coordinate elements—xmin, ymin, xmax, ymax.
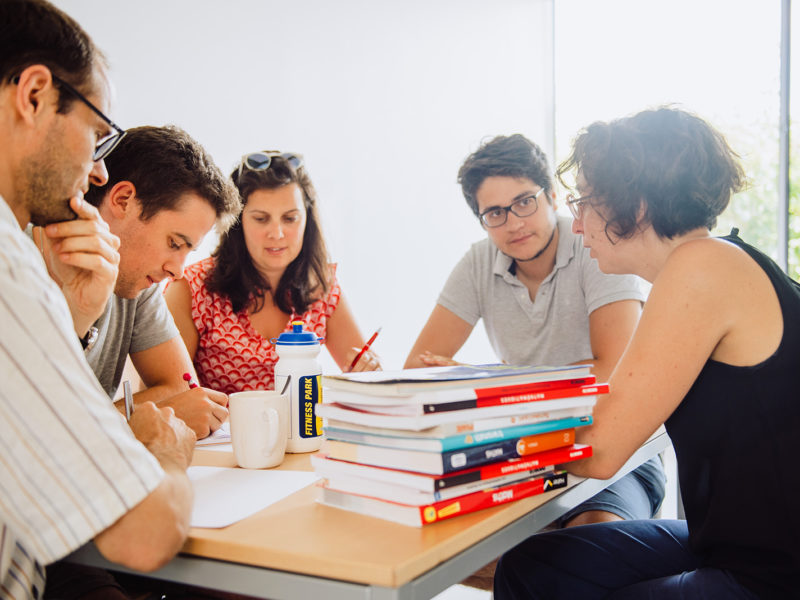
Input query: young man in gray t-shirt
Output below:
<box><xmin>37</xmin><ymin>125</ymin><xmax>241</xmax><ymax>439</ymax></box>
<box><xmin>406</xmin><ymin>135</ymin><xmax>665</xmax><ymax>542</ymax></box>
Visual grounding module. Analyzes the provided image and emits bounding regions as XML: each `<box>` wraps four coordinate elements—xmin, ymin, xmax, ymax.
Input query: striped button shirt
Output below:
<box><xmin>0</xmin><ymin>196</ymin><xmax>165</xmax><ymax>600</ymax></box>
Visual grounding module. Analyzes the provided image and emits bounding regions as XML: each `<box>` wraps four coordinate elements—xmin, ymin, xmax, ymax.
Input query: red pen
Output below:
<box><xmin>348</xmin><ymin>327</ymin><xmax>381</xmax><ymax>371</ymax></box>
<box><xmin>183</xmin><ymin>372</ymin><xmax>199</xmax><ymax>389</ymax></box>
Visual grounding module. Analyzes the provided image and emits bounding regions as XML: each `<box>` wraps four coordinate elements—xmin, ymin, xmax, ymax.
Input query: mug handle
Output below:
<box><xmin>262</xmin><ymin>407</ymin><xmax>280</xmax><ymax>456</ymax></box>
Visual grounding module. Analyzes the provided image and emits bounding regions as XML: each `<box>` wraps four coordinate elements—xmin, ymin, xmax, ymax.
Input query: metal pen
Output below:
<box><xmin>123</xmin><ymin>379</ymin><xmax>134</xmax><ymax>421</ymax></box>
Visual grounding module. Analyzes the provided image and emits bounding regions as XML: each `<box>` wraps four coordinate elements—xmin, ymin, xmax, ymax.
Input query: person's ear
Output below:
<box><xmin>635</xmin><ymin>199</ymin><xmax>649</xmax><ymax>231</ymax></box>
<box><xmin>548</xmin><ymin>189</ymin><xmax>557</xmax><ymax>210</ymax></box>
<box><xmin>636</xmin><ymin>200</ymin><xmax>647</xmax><ymax>221</ymax></box>
<box><xmin>105</xmin><ymin>181</ymin><xmax>138</xmax><ymax>220</ymax></box>
<box><xmin>13</xmin><ymin>65</ymin><xmax>58</xmax><ymax>126</ymax></box>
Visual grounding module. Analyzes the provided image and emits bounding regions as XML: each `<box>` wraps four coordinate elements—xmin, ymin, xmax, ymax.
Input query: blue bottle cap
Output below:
<box><xmin>272</xmin><ymin>320</ymin><xmax>322</xmax><ymax>346</ymax></box>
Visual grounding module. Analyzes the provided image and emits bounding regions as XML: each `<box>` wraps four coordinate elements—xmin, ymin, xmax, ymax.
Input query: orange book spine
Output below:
<box><xmin>515</xmin><ymin>428</ymin><xmax>575</xmax><ymax>456</ymax></box>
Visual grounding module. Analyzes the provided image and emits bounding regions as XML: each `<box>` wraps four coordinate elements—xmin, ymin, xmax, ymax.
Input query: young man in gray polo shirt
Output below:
<box><xmin>406</xmin><ymin>134</ymin><xmax>665</xmax><ymax>536</ymax></box>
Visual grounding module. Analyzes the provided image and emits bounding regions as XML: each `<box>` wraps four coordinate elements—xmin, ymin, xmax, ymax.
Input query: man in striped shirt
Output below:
<box><xmin>0</xmin><ymin>1</ymin><xmax>196</xmax><ymax>599</ymax></box>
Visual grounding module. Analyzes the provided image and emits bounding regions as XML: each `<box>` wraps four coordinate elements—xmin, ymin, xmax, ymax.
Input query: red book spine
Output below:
<box><xmin>476</xmin><ymin>444</ymin><xmax>593</xmax><ymax>479</ymax></box>
<box><xmin>472</xmin><ymin>376</ymin><xmax>597</xmax><ymax>400</ymax></box>
<box><xmin>474</xmin><ymin>383</ymin><xmax>609</xmax><ymax>408</ymax></box>
<box><xmin>416</xmin><ymin>471</ymin><xmax>568</xmax><ymax>524</ymax></box>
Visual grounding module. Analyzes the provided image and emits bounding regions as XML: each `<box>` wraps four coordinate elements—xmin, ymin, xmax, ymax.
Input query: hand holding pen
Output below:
<box><xmin>183</xmin><ymin>372</ymin><xmax>227</xmax><ymax>407</ymax></box>
<box><xmin>347</xmin><ymin>328</ymin><xmax>382</xmax><ymax>372</ymax></box>
<box><xmin>152</xmin><ymin>372</ymin><xmax>228</xmax><ymax>439</ymax></box>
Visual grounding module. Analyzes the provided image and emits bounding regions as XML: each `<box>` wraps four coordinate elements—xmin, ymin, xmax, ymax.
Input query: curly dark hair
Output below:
<box><xmin>0</xmin><ymin>0</ymin><xmax>103</xmax><ymax>113</ymax></box>
<box><xmin>207</xmin><ymin>154</ymin><xmax>330</xmax><ymax>315</ymax></box>
<box><xmin>457</xmin><ymin>134</ymin><xmax>554</xmax><ymax>218</ymax></box>
<box><xmin>557</xmin><ymin>107</ymin><xmax>746</xmax><ymax>240</ymax></box>
<box><xmin>84</xmin><ymin>125</ymin><xmax>240</xmax><ymax>232</ymax></box>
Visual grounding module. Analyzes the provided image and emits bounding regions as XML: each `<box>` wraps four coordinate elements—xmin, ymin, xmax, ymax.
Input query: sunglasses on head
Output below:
<box><xmin>237</xmin><ymin>151</ymin><xmax>303</xmax><ymax>179</ymax></box>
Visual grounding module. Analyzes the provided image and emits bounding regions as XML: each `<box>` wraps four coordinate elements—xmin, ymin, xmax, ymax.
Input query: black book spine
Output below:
<box><xmin>423</xmin><ymin>399</ymin><xmax>477</xmax><ymax>414</ymax></box>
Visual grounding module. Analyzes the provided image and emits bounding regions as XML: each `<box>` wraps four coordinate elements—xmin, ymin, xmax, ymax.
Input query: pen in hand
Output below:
<box><xmin>183</xmin><ymin>372</ymin><xmax>199</xmax><ymax>389</ymax></box>
<box><xmin>348</xmin><ymin>327</ymin><xmax>381</xmax><ymax>371</ymax></box>
<box><xmin>184</xmin><ymin>371</ymin><xmax>229</xmax><ymax>408</ymax></box>
<box><xmin>123</xmin><ymin>379</ymin><xmax>134</xmax><ymax>422</ymax></box>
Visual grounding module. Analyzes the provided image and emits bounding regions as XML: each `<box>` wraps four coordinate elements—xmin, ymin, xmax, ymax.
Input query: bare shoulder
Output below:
<box><xmin>164</xmin><ymin>278</ymin><xmax>192</xmax><ymax>308</ymax></box>
<box><xmin>670</xmin><ymin>235</ymin><xmax>747</xmax><ymax>263</ymax></box>
<box><xmin>662</xmin><ymin>237</ymin><xmax>781</xmax><ymax>364</ymax></box>
<box><xmin>644</xmin><ymin>237</ymin><xmax>761</xmax><ymax>345</ymax></box>
<box><xmin>660</xmin><ymin>237</ymin><xmax>761</xmax><ymax>293</ymax></box>
<box><xmin>165</xmin><ymin>277</ymin><xmax>191</xmax><ymax>295</ymax></box>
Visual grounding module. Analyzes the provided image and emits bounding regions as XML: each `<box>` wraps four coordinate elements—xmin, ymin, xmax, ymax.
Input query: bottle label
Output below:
<box><xmin>298</xmin><ymin>375</ymin><xmax>322</xmax><ymax>438</ymax></box>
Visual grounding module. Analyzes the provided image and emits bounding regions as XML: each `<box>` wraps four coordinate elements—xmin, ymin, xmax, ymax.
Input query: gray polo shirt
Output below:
<box><xmin>437</xmin><ymin>215</ymin><xmax>648</xmax><ymax>366</ymax></box>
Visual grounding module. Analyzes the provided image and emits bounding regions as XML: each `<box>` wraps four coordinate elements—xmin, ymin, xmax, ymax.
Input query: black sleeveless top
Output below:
<box><xmin>664</xmin><ymin>230</ymin><xmax>800</xmax><ymax>598</ymax></box>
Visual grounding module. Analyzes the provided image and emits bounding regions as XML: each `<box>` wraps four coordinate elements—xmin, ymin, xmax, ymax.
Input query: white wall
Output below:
<box><xmin>54</xmin><ymin>0</ymin><xmax>553</xmax><ymax>370</ymax></box>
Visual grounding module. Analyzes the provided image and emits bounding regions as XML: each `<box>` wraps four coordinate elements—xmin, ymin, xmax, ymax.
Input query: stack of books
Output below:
<box><xmin>313</xmin><ymin>364</ymin><xmax>604</xmax><ymax>527</ymax></box>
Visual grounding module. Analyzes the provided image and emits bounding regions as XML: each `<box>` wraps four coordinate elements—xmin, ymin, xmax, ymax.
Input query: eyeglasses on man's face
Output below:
<box><xmin>479</xmin><ymin>188</ymin><xmax>546</xmax><ymax>228</ymax></box>
<box><xmin>51</xmin><ymin>75</ymin><xmax>126</xmax><ymax>162</ymax></box>
<box><xmin>566</xmin><ymin>193</ymin><xmax>595</xmax><ymax>220</ymax></box>
<box><xmin>237</xmin><ymin>151</ymin><xmax>303</xmax><ymax>180</ymax></box>
<box><xmin>12</xmin><ymin>73</ymin><xmax>126</xmax><ymax>162</ymax></box>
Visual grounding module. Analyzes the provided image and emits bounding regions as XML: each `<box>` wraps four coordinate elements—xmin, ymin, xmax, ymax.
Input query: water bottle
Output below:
<box><xmin>274</xmin><ymin>320</ymin><xmax>324</xmax><ymax>453</ymax></box>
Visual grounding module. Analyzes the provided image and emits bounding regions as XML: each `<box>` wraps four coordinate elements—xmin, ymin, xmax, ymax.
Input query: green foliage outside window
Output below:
<box><xmin>712</xmin><ymin>120</ymin><xmax>800</xmax><ymax>282</ymax></box>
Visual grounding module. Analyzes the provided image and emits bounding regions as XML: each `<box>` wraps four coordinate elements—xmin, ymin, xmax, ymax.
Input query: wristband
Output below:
<box><xmin>80</xmin><ymin>326</ymin><xmax>99</xmax><ymax>351</ymax></box>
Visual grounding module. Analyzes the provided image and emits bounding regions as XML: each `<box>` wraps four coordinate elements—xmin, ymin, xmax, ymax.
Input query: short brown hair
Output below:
<box><xmin>84</xmin><ymin>125</ymin><xmax>240</xmax><ymax>232</ymax></box>
<box><xmin>458</xmin><ymin>134</ymin><xmax>554</xmax><ymax>218</ymax></box>
<box><xmin>557</xmin><ymin>107</ymin><xmax>746</xmax><ymax>240</ymax></box>
<box><xmin>0</xmin><ymin>0</ymin><xmax>102</xmax><ymax>112</ymax></box>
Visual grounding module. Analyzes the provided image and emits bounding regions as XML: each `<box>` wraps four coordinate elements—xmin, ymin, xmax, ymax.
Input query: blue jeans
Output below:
<box><xmin>559</xmin><ymin>457</ymin><xmax>666</xmax><ymax>525</ymax></box>
<box><xmin>494</xmin><ymin>520</ymin><xmax>759</xmax><ymax>599</ymax></box>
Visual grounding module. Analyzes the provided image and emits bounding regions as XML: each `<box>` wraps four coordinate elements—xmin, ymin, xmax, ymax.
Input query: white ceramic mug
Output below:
<box><xmin>229</xmin><ymin>391</ymin><xmax>289</xmax><ymax>469</ymax></box>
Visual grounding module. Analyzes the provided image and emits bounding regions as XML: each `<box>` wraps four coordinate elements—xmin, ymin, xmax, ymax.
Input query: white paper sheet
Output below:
<box><xmin>198</xmin><ymin>442</ymin><xmax>233</xmax><ymax>452</ymax></box>
<box><xmin>187</xmin><ymin>466</ymin><xmax>319</xmax><ymax>528</ymax></box>
<box><xmin>196</xmin><ymin>421</ymin><xmax>231</xmax><ymax>446</ymax></box>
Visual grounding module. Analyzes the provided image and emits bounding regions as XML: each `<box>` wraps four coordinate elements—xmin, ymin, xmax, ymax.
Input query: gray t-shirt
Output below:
<box><xmin>86</xmin><ymin>285</ymin><xmax>179</xmax><ymax>398</ymax></box>
<box><xmin>23</xmin><ymin>225</ymin><xmax>179</xmax><ymax>398</ymax></box>
<box><xmin>437</xmin><ymin>216</ymin><xmax>648</xmax><ymax>366</ymax></box>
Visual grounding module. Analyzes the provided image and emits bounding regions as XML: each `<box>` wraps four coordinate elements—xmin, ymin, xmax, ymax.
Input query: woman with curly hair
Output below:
<box><xmin>494</xmin><ymin>108</ymin><xmax>799</xmax><ymax>599</ymax></box>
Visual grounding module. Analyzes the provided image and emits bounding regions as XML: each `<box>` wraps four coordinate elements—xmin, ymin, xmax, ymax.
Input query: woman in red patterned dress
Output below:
<box><xmin>165</xmin><ymin>151</ymin><xmax>381</xmax><ymax>394</ymax></box>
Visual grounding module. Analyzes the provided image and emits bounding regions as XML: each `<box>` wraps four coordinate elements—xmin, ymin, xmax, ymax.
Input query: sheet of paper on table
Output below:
<box><xmin>187</xmin><ymin>466</ymin><xmax>320</xmax><ymax>528</ymax></box>
<box><xmin>196</xmin><ymin>421</ymin><xmax>231</xmax><ymax>447</ymax></box>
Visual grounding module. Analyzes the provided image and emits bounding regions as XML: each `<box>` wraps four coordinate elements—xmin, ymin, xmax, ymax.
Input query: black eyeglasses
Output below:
<box><xmin>52</xmin><ymin>75</ymin><xmax>126</xmax><ymax>161</ymax></box>
<box><xmin>12</xmin><ymin>74</ymin><xmax>126</xmax><ymax>161</ymax></box>
<box><xmin>479</xmin><ymin>188</ymin><xmax>545</xmax><ymax>228</ymax></box>
<box><xmin>237</xmin><ymin>151</ymin><xmax>303</xmax><ymax>180</ymax></box>
<box><xmin>566</xmin><ymin>193</ymin><xmax>596</xmax><ymax>220</ymax></box>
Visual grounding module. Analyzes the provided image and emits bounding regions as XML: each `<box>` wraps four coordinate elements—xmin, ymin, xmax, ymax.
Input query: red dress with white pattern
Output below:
<box><xmin>183</xmin><ymin>257</ymin><xmax>341</xmax><ymax>394</ymax></box>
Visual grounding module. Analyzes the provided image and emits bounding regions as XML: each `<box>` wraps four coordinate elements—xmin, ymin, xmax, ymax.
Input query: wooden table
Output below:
<box><xmin>66</xmin><ymin>432</ymin><xmax>670</xmax><ymax>600</ymax></box>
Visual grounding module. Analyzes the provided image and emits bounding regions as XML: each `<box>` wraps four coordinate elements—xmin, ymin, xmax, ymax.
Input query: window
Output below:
<box><xmin>554</xmin><ymin>0</ymin><xmax>791</xmax><ymax>275</ymax></box>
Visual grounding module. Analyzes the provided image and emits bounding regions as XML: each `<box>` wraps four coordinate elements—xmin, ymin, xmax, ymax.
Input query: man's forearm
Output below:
<box><xmin>133</xmin><ymin>382</ymin><xmax>186</xmax><ymax>406</ymax></box>
<box><xmin>94</xmin><ymin>464</ymin><xmax>193</xmax><ymax>571</ymax></box>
